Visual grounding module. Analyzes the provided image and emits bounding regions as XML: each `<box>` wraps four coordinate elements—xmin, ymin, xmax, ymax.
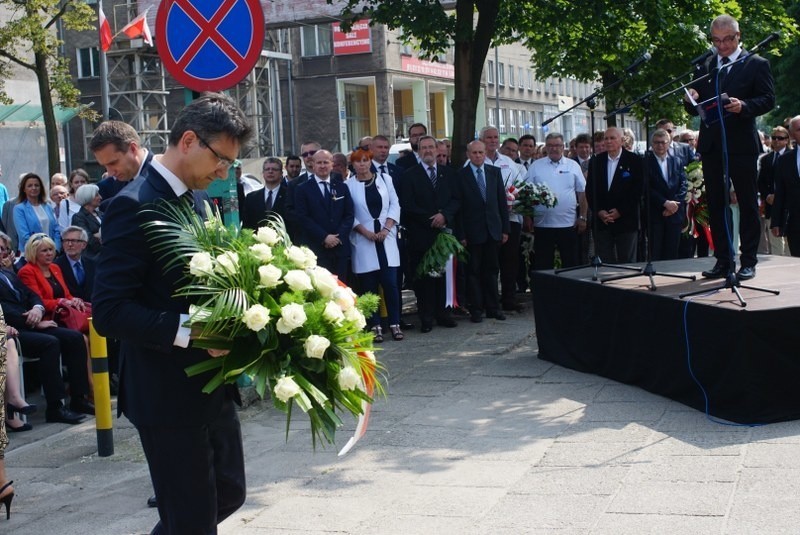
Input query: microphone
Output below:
<box><xmin>751</xmin><ymin>32</ymin><xmax>780</xmax><ymax>52</ymax></box>
<box><xmin>624</xmin><ymin>52</ymin><xmax>652</xmax><ymax>73</ymax></box>
<box><xmin>690</xmin><ymin>46</ymin><xmax>717</xmax><ymax>65</ymax></box>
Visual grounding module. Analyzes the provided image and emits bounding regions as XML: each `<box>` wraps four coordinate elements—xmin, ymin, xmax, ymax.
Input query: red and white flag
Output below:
<box><xmin>121</xmin><ymin>9</ymin><xmax>153</xmax><ymax>46</ymax></box>
<box><xmin>98</xmin><ymin>0</ymin><xmax>113</xmax><ymax>52</ymax></box>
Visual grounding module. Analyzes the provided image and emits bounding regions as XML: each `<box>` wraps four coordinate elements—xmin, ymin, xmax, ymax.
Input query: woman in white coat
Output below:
<box><xmin>345</xmin><ymin>148</ymin><xmax>403</xmax><ymax>342</ymax></box>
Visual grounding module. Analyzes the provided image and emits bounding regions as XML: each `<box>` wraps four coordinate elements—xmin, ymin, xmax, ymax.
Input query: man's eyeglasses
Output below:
<box><xmin>771</xmin><ymin>136</ymin><xmax>788</xmax><ymax>141</ymax></box>
<box><xmin>63</xmin><ymin>238</ymin><xmax>87</xmax><ymax>245</ymax></box>
<box><xmin>651</xmin><ymin>140</ymin><xmax>669</xmax><ymax>145</ymax></box>
<box><xmin>195</xmin><ymin>133</ymin><xmax>236</xmax><ymax>170</ymax></box>
<box><xmin>710</xmin><ymin>34</ymin><xmax>739</xmax><ymax>46</ymax></box>
<box><xmin>263</xmin><ymin>167</ymin><xmax>282</xmax><ymax>172</ymax></box>
<box><xmin>301</xmin><ymin>150</ymin><xmax>318</xmax><ymax>158</ymax></box>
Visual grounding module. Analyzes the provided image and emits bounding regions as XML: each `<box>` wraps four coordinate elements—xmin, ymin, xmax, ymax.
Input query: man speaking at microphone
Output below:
<box><xmin>684</xmin><ymin>14</ymin><xmax>775</xmax><ymax>281</ymax></box>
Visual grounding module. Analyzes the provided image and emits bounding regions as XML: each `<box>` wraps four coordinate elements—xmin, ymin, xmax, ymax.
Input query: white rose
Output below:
<box><xmin>361</xmin><ymin>350</ymin><xmax>376</xmax><ymax>363</ymax></box>
<box><xmin>344</xmin><ymin>306</ymin><xmax>367</xmax><ymax>330</ymax></box>
<box><xmin>337</xmin><ymin>366</ymin><xmax>361</xmax><ymax>391</ymax></box>
<box><xmin>254</xmin><ymin>226</ymin><xmax>281</xmax><ymax>245</ymax></box>
<box><xmin>188</xmin><ymin>252</ymin><xmax>215</xmax><ymax>277</ymax></box>
<box><xmin>249</xmin><ymin>243</ymin><xmax>273</xmax><ymax>263</ymax></box>
<box><xmin>299</xmin><ymin>246</ymin><xmax>317</xmax><ymax>268</ymax></box>
<box><xmin>258</xmin><ymin>264</ymin><xmax>282</xmax><ymax>288</ymax></box>
<box><xmin>304</xmin><ymin>335</ymin><xmax>331</xmax><ymax>359</ymax></box>
<box><xmin>273</xmin><ymin>376</ymin><xmax>301</xmax><ymax>402</ymax></box>
<box><xmin>215</xmin><ymin>251</ymin><xmax>239</xmax><ymax>275</ymax></box>
<box><xmin>242</xmin><ymin>304</ymin><xmax>270</xmax><ymax>331</ymax></box>
<box><xmin>323</xmin><ymin>300</ymin><xmax>345</xmax><ymax>325</ymax></box>
<box><xmin>285</xmin><ymin>245</ymin><xmax>308</xmax><ymax>268</ymax></box>
<box><xmin>276</xmin><ymin>303</ymin><xmax>307</xmax><ymax>333</ymax></box>
<box><xmin>332</xmin><ymin>287</ymin><xmax>356</xmax><ymax>311</ymax></box>
<box><xmin>284</xmin><ymin>270</ymin><xmax>313</xmax><ymax>292</ymax></box>
<box><xmin>309</xmin><ymin>266</ymin><xmax>339</xmax><ymax>298</ymax></box>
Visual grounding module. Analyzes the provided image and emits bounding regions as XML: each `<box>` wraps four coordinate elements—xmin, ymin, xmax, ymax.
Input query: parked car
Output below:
<box><xmin>388</xmin><ymin>141</ymin><xmax>412</xmax><ymax>165</ymax></box>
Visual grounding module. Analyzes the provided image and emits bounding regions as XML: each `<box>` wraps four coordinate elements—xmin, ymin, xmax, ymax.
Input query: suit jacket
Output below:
<box><xmin>586</xmin><ymin>150</ymin><xmax>644</xmax><ymax>233</ymax></box>
<box><xmin>684</xmin><ymin>51</ymin><xmax>775</xmax><ymax>156</ymax></box>
<box><xmin>771</xmin><ymin>148</ymin><xmax>800</xmax><ymax>232</ymax></box>
<box><xmin>242</xmin><ymin>184</ymin><xmax>288</xmax><ymax>230</ymax></box>
<box><xmin>293</xmin><ymin>177</ymin><xmax>354</xmax><ymax>258</ymax></box>
<box><xmin>668</xmin><ymin>141</ymin><xmax>694</xmax><ymax>168</ymax></box>
<box><xmin>99</xmin><ymin>151</ymin><xmax>154</xmax><ymax>212</ymax></box>
<box><xmin>400</xmin><ymin>163</ymin><xmax>459</xmax><ymax>254</ymax></box>
<box><xmin>646</xmin><ymin>152</ymin><xmax>688</xmax><ymax>227</ymax></box>
<box><xmin>395</xmin><ymin>152</ymin><xmax>419</xmax><ymax>171</ymax></box>
<box><xmin>455</xmin><ymin>164</ymin><xmax>510</xmax><ymax>244</ymax></box>
<box><xmin>13</xmin><ymin>200</ymin><xmax>61</xmax><ymax>252</ymax></box>
<box><xmin>1</xmin><ymin>200</ymin><xmax>18</xmax><ymax>251</ymax></box>
<box><xmin>55</xmin><ymin>253</ymin><xmax>95</xmax><ymax>301</ymax></box>
<box><xmin>92</xmin><ymin>165</ymin><xmax>228</xmax><ymax>426</ymax></box>
<box><xmin>371</xmin><ymin>160</ymin><xmax>402</xmax><ymax>195</ymax></box>
<box><xmin>0</xmin><ymin>267</ymin><xmax>46</xmax><ymax>330</ymax></box>
<box><xmin>758</xmin><ymin>150</ymin><xmax>783</xmax><ymax>219</ymax></box>
<box><xmin>17</xmin><ymin>262</ymin><xmax>74</xmax><ymax>315</ymax></box>
<box><xmin>70</xmin><ymin>206</ymin><xmax>102</xmax><ymax>259</ymax></box>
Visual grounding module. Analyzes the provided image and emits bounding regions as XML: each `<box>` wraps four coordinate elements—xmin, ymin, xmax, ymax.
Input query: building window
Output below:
<box><xmin>487</xmin><ymin>60</ymin><xmax>494</xmax><ymax>85</ymax></box>
<box><xmin>77</xmin><ymin>47</ymin><xmax>100</xmax><ymax>78</ymax></box>
<box><xmin>498</xmin><ymin>63</ymin><xmax>505</xmax><ymax>86</ymax></box>
<box><xmin>499</xmin><ymin>108</ymin><xmax>506</xmax><ymax>131</ymax></box>
<box><xmin>301</xmin><ymin>24</ymin><xmax>332</xmax><ymax>57</ymax></box>
<box><xmin>510</xmin><ymin>109</ymin><xmax>517</xmax><ymax>133</ymax></box>
<box><xmin>489</xmin><ymin>107</ymin><xmax>497</xmax><ymax>127</ymax></box>
<box><xmin>527</xmin><ymin>69</ymin><xmax>533</xmax><ymax>90</ymax></box>
<box><xmin>508</xmin><ymin>64</ymin><xmax>515</xmax><ymax>87</ymax></box>
<box><xmin>518</xmin><ymin>67</ymin><xmax>524</xmax><ymax>89</ymax></box>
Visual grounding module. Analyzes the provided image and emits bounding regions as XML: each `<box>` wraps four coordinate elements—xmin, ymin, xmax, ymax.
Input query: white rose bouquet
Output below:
<box><xmin>510</xmin><ymin>180</ymin><xmax>558</xmax><ymax>217</ymax></box>
<box><xmin>143</xmin><ymin>203</ymin><xmax>382</xmax><ymax>448</ymax></box>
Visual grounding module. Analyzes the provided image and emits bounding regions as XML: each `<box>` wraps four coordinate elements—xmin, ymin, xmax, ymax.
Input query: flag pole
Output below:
<box><xmin>97</xmin><ymin>0</ymin><xmax>111</xmax><ymax>121</ymax></box>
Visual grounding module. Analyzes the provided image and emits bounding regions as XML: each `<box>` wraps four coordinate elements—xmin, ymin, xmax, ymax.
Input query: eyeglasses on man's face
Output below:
<box><xmin>301</xmin><ymin>150</ymin><xmax>318</xmax><ymax>158</ymax></box>
<box><xmin>195</xmin><ymin>133</ymin><xmax>236</xmax><ymax>170</ymax></box>
<box><xmin>63</xmin><ymin>238</ymin><xmax>87</xmax><ymax>245</ymax></box>
<box><xmin>710</xmin><ymin>33</ymin><xmax>739</xmax><ymax>46</ymax></box>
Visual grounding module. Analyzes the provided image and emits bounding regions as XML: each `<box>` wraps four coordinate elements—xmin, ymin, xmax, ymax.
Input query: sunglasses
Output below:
<box><xmin>301</xmin><ymin>150</ymin><xmax>318</xmax><ymax>158</ymax></box>
<box><xmin>771</xmin><ymin>136</ymin><xmax>788</xmax><ymax>141</ymax></box>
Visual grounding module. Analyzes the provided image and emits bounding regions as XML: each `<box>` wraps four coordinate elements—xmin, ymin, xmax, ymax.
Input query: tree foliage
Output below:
<box><xmin>763</xmin><ymin>1</ymin><xmax>800</xmax><ymax>127</ymax></box>
<box><xmin>0</xmin><ymin>0</ymin><xmax>97</xmax><ymax>177</ymax></box>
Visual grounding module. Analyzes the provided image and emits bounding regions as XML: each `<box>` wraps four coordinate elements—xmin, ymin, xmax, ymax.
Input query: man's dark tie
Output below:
<box><xmin>476</xmin><ymin>167</ymin><xmax>486</xmax><ymax>201</ymax></box>
<box><xmin>524</xmin><ymin>161</ymin><xmax>529</xmax><ymax>170</ymax></box>
<box><xmin>720</xmin><ymin>56</ymin><xmax>730</xmax><ymax>82</ymax></box>
<box><xmin>379</xmin><ymin>164</ymin><xmax>387</xmax><ymax>175</ymax></box>
<box><xmin>181</xmin><ymin>190</ymin><xmax>195</xmax><ymax>209</ymax></box>
<box><xmin>322</xmin><ymin>181</ymin><xmax>330</xmax><ymax>198</ymax></box>
<box><xmin>265</xmin><ymin>189</ymin><xmax>274</xmax><ymax>211</ymax></box>
<box><xmin>428</xmin><ymin>166</ymin><xmax>438</xmax><ymax>190</ymax></box>
<box><xmin>74</xmin><ymin>261</ymin><xmax>85</xmax><ymax>285</ymax></box>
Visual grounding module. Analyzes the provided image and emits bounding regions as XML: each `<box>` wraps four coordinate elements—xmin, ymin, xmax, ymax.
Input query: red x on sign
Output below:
<box><xmin>156</xmin><ymin>0</ymin><xmax>265</xmax><ymax>92</ymax></box>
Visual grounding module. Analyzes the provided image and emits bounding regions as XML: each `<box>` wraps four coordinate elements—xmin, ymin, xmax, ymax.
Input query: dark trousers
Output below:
<box><xmin>409</xmin><ymin>248</ymin><xmax>448</xmax><ymax>325</ymax></box>
<box><xmin>316</xmin><ymin>246</ymin><xmax>349</xmax><ymax>284</ymax></box>
<box><xmin>359</xmin><ymin>267</ymin><xmax>400</xmax><ymax>326</ymax></box>
<box><xmin>138</xmin><ymin>397</ymin><xmax>245</xmax><ymax>535</ymax></box>
<box><xmin>499</xmin><ymin>221</ymin><xmax>521</xmax><ymax>306</ymax></box>
<box><xmin>18</xmin><ymin>326</ymin><xmax>89</xmax><ymax>406</ymax></box>
<box><xmin>594</xmin><ymin>229</ymin><xmax>637</xmax><ymax>263</ymax></box>
<box><xmin>533</xmin><ymin>226</ymin><xmax>578</xmax><ymax>270</ymax></box>
<box><xmin>786</xmin><ymin>221</ymin><xmax>800</xmax><ymax>257</ymax></box>
<box><xmin>650</xmin><ymin>220</ymin><xmax>682</xmax><ymax>261</ymax></box>
<box><xmin>702</xmin><ymin>152</ymin><xmax>760</xmax><ymax>268</ymax></box>
<box><xmin>466</xmin><ymin>239</ymin><xmax>501</xmax><ymax>314</ymax></box>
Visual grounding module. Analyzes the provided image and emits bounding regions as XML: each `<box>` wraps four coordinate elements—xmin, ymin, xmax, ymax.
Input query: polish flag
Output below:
<box><xmin>121</xmin><ymin>10</ymin><xmax>153</xmax><ymax>46</ymax></box>
<box><xmin>98</xmin><ymin>0</ymin><xmax>113</xmax><ymax>52</ymax></box>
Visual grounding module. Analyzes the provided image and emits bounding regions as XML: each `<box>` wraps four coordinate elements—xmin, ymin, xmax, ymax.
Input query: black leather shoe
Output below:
<box><xmin>737</xmin><ymin>266</ymin><xmax>756</xmax><ymax>280</ymax></box>
<box><xmin>470</xmin><ymin>312</ymin><xmax>483</xmax><ymax>323</ymax></box>
<box><xmin>701</xmin><ymin>263</ymin><xmax>730</xmax><ymax>279</ymax></box>
<box><xmin>147</xmin><ymin>495</ymin><xmax>157</xmax><ymax>508</ymax></box>
<box><xmin>420</xmin><ymin>323</ymin><xmax>433</xmax><ymax>333</ymax></box>
<box><xmin>436</xmin><ymin>317</ymin><xmax>457</xmax><ymax>328</ymax></box>
<box><xmin>400</xmin><ymin>320</ymin><xmax>415</xmax><ymax>330</ymax></box>
<box><xmin>502</xmin><ymin>303</ymin><xmax>524</xmax><ymax>312</ymax></box>
<box><xmin>487</xmin><ymin>311</ymin><xmax>506</xmax><ymax>321</ymax></box>
<box><xmin>70</xmin><ymin>399</ymin><xmax>96</xmax><ymax>416</ymax></box>
<box><xmin>46</xmin><ymin>406</ymin><xmax>86</xmax><ymax>425</ymax></box>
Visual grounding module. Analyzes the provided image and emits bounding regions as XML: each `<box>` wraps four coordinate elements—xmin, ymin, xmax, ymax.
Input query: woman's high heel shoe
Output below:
<box><xmin>0</xmin><ymin>481</ymin><xmax>14</xmax><ymax>520</ymax></box>
<box><xmin>7</xmin><ymin>402</ymin><xmax>37</xmax><ymax>416</ymax></box>
<box><xmin>6</xmin><ymin>422</ymin><xmax>33</xmax><ymax>433</ymax></box>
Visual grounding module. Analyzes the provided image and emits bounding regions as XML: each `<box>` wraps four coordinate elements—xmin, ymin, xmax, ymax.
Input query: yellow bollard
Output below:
<box><xmin>89</xmin><ymin>318</ymin><xmax>114</xmax><ymax>457</ymax></box>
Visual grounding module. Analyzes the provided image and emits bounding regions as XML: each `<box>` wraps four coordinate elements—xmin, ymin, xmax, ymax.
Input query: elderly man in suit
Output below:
<box><xmin>646</xmin><ymin>129</ymin><xmax>689</xmax><ymax>260</ymax></box>
<box><xmin>55</xmin><ymin>226</ymin><xmax>95</xmax><ymax>300</ymax></box>
<box><xmin>93</xmin><ymin>93</ymin><xmax>253</xmax><ymax>534</ymax></box>
<box><xmin>586</xmin><ymin>127</ymin><xmax>644</xmax><ymax>263</ymax></box>
<box><xmin>456</xmin><ymin>140</ymin><xmax>510</xmax><ymax>323</ymax></box>
<box><xmin>243</xmin><ymin>157</ymin><xmax>287</xmax><ymax>230</ymax></box>
<box><xmin>400</xmin><ymin>135</ymin><xmax>460</xmax><ymax>333</ymax></box>
<box><xmin>655</xmin><ymin>118</ymin><xmax>694</xmax><ymax>167</ymax></box>
<box><xmin>684</xmin><ymin>14</ymin><xmax>775</xmax><ymax>280</ymax></box>
<box><xmin>294</xmin><ymin>150</ymin><xmax>354</xmax><ymax>281</ymax></box>
<box><xmin>771</xmin><ymin>115</ymin><xmax>800</xmax><ymax>256</ymax></box>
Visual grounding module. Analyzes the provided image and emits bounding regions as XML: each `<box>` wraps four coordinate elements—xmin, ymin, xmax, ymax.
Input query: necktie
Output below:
<box><xmin>74</xmin><ymin>261</ymin><xmax>85</xmax><ymax>285</ymax></box>
<box><xmin>322</xmin><ymin>181</ymin><xmax>330</xmax><ymax>198</ymax></box>
<box><xmin>428</xmin><ymin>166</ymin><xmax>438</xmax><ymax>190</ymax></box>
<box><xmin>476</xmin><ymin>167</ymin><xmax>486</xmax><ymax>201</ymax></box>
<box><xmin>379</xmin><ymin>164</ymin><xmax>386</xmax><ymax>175</ymax></box>
<box><xmin>182</xmin><ymin>190</ymin><xmax>195</xmax><ymax>209</ymax></box>
<box><xmin>720</xmin><ymin>56</ymin><xmax>730</xmax><ymax>82</ymax></box>
<box><xmin>524</xmin><ymin>161</ymin><xmax>529</xmax><ymax>170</ymax></box>
<box><xmin>266</xmin><ymin>189</ymin><xmax>274</xmax><ymax>211</ymax></box>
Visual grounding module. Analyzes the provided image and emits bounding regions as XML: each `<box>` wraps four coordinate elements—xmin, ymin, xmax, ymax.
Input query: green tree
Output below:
<box><xmin>0</xmin><ymin>0</ymin><xmax>96</xmax><ymax>177</ymax></box>
<box><xmin>763</xmin><ymin>1</ymin><xmax>800</xmax><ymax>127</ymax></box>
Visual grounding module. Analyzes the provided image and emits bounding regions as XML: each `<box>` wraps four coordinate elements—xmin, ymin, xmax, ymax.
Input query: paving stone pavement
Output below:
<box><xmin>4</xmin><ymin>297</ymin><xmax>800</xmax><ymax>534</ymax></box>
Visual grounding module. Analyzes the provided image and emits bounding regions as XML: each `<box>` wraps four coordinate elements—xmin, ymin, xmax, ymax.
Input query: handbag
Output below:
<box><xmin>54</xmin><ymin>303</ymin><xmax>92</xmax><ymax>334</ymax></box>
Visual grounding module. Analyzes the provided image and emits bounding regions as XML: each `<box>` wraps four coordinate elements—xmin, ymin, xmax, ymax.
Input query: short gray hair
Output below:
<box><xmin>75</xmin><ymin>184</ymin><xmax>100</xmax><ymax>207</ymax></box>
<box><xmin>711</xmin><ymin>14</ymin><xmax>739</xmax><ymax>34</ymax></box>
<box><xmin>61</xmin><ymin>225</ymin><xmax>89</xmax><ymax>242</ymax></box>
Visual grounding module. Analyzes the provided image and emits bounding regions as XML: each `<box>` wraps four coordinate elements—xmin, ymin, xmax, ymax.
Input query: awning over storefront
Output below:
<box><xmin>0</xmin><ymin>102</ymin><xmax>81</xmax><ymax>124</ymax></box>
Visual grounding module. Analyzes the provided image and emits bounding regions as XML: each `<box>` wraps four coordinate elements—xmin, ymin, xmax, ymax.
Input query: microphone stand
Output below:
<box><xmin>668</xmin><ymin>50</ymin><xmax>779</xmax><ymax>306</ymax></box>
<box><xmin>552</xmin><ymin>79</ymin><xmax>641</xmax><ymax>280</ymax></box>
<box><xmin>599</xmin><ymin>98</ymin><xmax>696</xmax><ymax>290</ymax></box>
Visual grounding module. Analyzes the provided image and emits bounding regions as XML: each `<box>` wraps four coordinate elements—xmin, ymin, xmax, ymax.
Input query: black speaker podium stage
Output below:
<box><xmin>531</xmin><ymin>255</ymin><xmax>800</xmax><ymax>424</ymax></box>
